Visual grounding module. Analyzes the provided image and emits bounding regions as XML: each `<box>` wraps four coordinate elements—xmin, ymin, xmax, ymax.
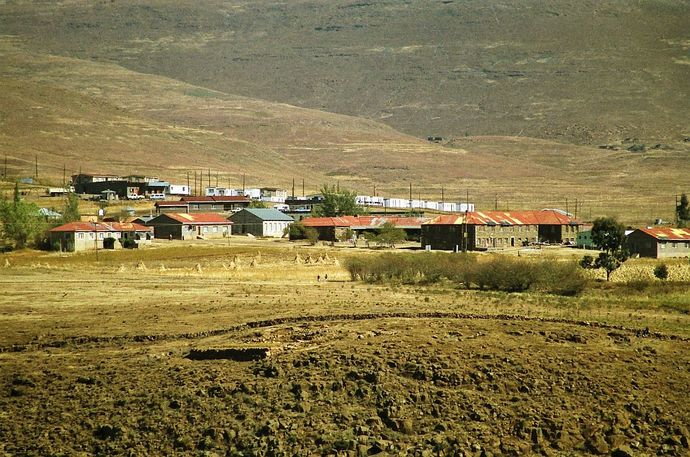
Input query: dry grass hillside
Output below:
<box><xmin>1</xmin><ymin>37</ymin><xmax>690</xmax><ymax>224</ymax></box>
<box><xmin>1</xmin><ymin>0</ymin><xmax>688</xmax><ymax>144</ymax></box>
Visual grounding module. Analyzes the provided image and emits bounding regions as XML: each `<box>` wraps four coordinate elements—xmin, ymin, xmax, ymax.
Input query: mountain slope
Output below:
<box><xmin>1</xmin><ymin>0</ymin><xmax>688</xmax><ymax>144</ymax></box>
<box><xmin>1</xmin><ymin>39</ymin><xmax>689</xmax><ymax>224</ymax></box>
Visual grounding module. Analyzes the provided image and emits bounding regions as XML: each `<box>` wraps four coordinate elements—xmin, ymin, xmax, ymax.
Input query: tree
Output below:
<box><xmin>304</xmin><ymin>226</ymin><xmax>319</xmax><ymax>245</ymax></box>
<box><xmin>376</xmin><ymin>222</ymin><xmax>406</xmax><ymax>248</ymax></box>
<box><xmin>248</xmin><ymin>200</ymin><xmax>267</xmax><ymax>208</ymax></box>
<box><xmin>0</xmin><ymin>186</ymin><xmax>47</xmax><ymax>249</ymax></box>
<box><xmin>61</xmin><ymin>193</ymin><xmax>81</xmax><ymax>223</ymax></box>
<box><xmin>312</xmin><ymin>185</ymin><xmax>360</xmax><ymax>217</ymax></box>
<box><xmin>338</xmin><ymin>228</ymin><xmax>355</xmax><ymax>243</ymax></box>
<box><xmin>677</xmin><ymin>193</ymin><xmax>689</xmax><ymax>227</ymax></box>
<box><xmin>590</xmin><ymin>217</ymin><xmax>628</xmax><ymax>281</ymax></box>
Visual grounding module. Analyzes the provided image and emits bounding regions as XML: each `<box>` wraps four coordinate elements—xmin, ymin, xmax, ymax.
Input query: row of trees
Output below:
<box><xmin>0</xmin><ymin>184</ymin><xmax>80</xmax><ymax>250</ymax></box>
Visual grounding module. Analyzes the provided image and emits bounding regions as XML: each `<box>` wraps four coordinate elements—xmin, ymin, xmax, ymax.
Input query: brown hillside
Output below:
<box><xmin>1</xmin><ymin>0</ymin><xmax>688</xmax><ymax>144</ymax></box>
<box><xmin>1</xmin><ymin>40</ymin><xmax>689</xmax><ymax>224</ymax></box>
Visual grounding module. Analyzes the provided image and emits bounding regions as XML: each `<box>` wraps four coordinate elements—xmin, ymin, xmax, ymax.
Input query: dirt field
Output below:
<box><xmin>1</xmin><ymin>239</ymin><xmax>689</xmax><ymax>455</ymax></box>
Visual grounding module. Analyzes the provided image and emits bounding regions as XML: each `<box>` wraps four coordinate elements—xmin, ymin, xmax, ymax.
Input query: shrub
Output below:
<box><xmin>121</xmin><ymin>238</ymin><xmax>137</xmax><ymax>249</ymax></box>
<box><xmin>654</xmin><ymin>263</ymin><xmax>669</xmax><ymax>280</ymax></box>
<box><xmin>304</xmin><ymin>227</ymin><xmax>319</xmax><ymax>245</ymax></box>
<box><xmin>579</xmin><ymin>255</ymin><xmax>594</xmax><ymax>269</ymax></box>
<box><xmin>344</xmin><ymin>253</ymin><xmax>586</xmax><ymax>295</ymax></box>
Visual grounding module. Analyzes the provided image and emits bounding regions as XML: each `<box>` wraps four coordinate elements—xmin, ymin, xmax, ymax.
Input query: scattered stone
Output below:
<box><xmin>136</xmin><ymin>261</ymin><xmax>147</xmax><ymax>271</ymax></box>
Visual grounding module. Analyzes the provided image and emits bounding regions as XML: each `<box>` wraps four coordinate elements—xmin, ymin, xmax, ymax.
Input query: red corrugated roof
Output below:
<box><xmin>49</xmin><ymin>222</ymin><xmax>151</xmax><ymax>232</ymax></box>
<box><xmin>424</xmin><ymin>210</ymin><xmax>580</xmax><ymax>226</ymax></box>
<box><xmin>155</xmin><ymin>201</ymin><xmax>189</xmax><ymax>207</ymax></box>
<box><xmin>301</xmin><ymin>216</ymin><xmax>430</xmax><ymax>229</ymax></box>
<box><xmin>637</xmin><ymin>227</ymin><xmax>690</xmax><ymax>241</ymax></box>
<box><xmin>157</xmin><ymin>213</ymin><xmax>233</xmax><ymax>225</ymax></box>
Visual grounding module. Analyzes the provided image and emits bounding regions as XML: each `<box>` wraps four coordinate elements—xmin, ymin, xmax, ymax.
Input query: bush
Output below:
<box><xmin>579</xmin><ymin>255</ymin><xmax>594</xmax><ymax>269</ymax></box>
<box><xmin>653</xmin><ymin>263</ymin><xmax>669</xmax><ymax>280</ymax></box>
<box><xmin>121</xmin><ymin>238</ymin><xmax>137</xmax><ymax>249</ymax></box>
<box><xmin>304</xmin><ymin>227</ymin><xmax>319</xmax><ymax>245</ymax></box>
<box><xmin>344</xmin><ymin>253</ymin><xmax>586</xmax><ymax>295</ymax></box>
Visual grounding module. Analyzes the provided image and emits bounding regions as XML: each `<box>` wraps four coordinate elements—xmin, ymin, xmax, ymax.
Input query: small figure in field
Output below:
<box><xmin>169</xmin><ymin>234</ymin><xmax>173</xmax><ymax>241</ymax></box>
<box><xmin>324</xmin><ymin>274</ymin><xmax>328</xmax><ymax>281</ymax></box>
<box><xmin>316</xmin><ymin>275</ymin><xmax>321</xmax><ymax>282</ymax></box>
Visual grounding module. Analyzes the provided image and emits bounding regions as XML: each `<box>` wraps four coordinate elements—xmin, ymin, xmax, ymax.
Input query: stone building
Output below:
<box><xmin>421</xmin><ymin>210</ymin><xmax>581</xmax><ymax>251</ymax></box>
<box><xmin>228</xmin><ymin>208</ymin><xmax>294</xmax><ymax>237</ymax></box>
<box><xmin>147</xmin><ymin>213</ymin><xmax>233</xmax><ymax>240</ymax></box>
<box><xmin>626</xmin><ymin>227</ymin><xmax>690</xmax><ymax>258</ymax></box>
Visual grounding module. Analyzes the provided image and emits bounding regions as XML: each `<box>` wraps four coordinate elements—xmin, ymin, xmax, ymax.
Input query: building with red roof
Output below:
<box><xmin>300</xmin><ymin>215</ymin><xmax>430</xmax><ymax>242</ymax></box>
<box><xmin>48</xmin><ymin>222</ymin><xmax>153</xmax><ymax>252</ymax></box>
<box><xmin>147</xmin><ymin>213</ymin><xmax>233</xmax><ymax>240</ymax></box>
<box><xmin>627</xmin><ymin>227</ymin><xmax>690</xmax><ymax>258</ymax></box>
<box><xmin>421</xmin><ymin>210</ymin><xmax>582</xmax><ymax>251</ymax></box>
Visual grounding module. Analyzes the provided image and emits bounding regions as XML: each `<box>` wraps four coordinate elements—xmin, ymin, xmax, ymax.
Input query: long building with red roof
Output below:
<box><xmin>147</xmin><ymin>213</ymin><xmax>233</xmax><ymax>240</ymax></box>
<box><xmin>48</xmin><ymin>222</ymin><xmax>153</xmax><ymax>252</ymax></box>
<box><xmin>421</xmin><ymin>210</ymin><xmax>582</xmax><ymax>251</ymax></box>
<box><xmin>300</xmin><ymin>215</ymin><xmax>430</xmax><ymax>242</ymax></box>
<box><xmin>627</xmin><ymin>227</ymin><xmax>690</xmax><ymax>258</ymax></box>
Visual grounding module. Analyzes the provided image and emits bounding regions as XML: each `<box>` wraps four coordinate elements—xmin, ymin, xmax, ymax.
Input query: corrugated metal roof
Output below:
<box><xmin>233</xmin><ymin>208</ymin><xmax>294</xmax><ymax>221</ymax></box>
<box><xmin>637</xmin><ymin>227</ymin><xmax>690</xmax><ymax>241</ymax></box>
<box><xmin>301</xmin><ymin>216</ymin><xmax>429</xmax><ymax>229</ymax></box>
<box><xmin>423</xmin><ymin>210</ymin><xmax>580</xmax><ymax>226</ymax></box>
<box><xmin>158</xmin><ymin>213</ymin><xmax>233</xmax><ymax>225</ymax></box>
<box><xmin>155</xmin><ymin>201</ymin><xmax>189</xmax><ymax>207</ymax></box>
<box><xmin>49</xmin><ymin>222</ymin><xmax>151</xmax><ymax>232</ymax></box>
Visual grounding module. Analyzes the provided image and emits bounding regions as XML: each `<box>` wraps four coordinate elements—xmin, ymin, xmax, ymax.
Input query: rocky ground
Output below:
<box><xmin>2</xmin><ymin>316</ymin><xmax>689</xmax><ymax>456</ymax></box>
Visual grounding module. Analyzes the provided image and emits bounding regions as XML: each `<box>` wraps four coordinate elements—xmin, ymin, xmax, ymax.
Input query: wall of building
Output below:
<box><xmin>474</xmin><ymin>225</ymin><xmax>538</xmax><ymax>249</ymax></box>
<box><xmin>50</xmin><ymin>231</ymin><xmax>122</xmax><ymax>252</ymax></box>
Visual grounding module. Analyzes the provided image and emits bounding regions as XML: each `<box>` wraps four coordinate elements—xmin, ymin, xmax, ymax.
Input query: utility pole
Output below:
<box><xmin>336</xmin><ymin>180</ymin><xmax>340</xmax><ymax>192</ymax></box>
<box><xmin>35</xmin><ymin>155</ymin><xmax>38</xmax><ymax>180</ymax></box>
<box><xmin>373</xmin><ymin>184</ymin><xmax>376</xmax><ymax>197</ymax></box>
<box><xmin>441</xmin><ymin>186</ymin><xmax>445</xmax><ymax>204</ymax></box>
<box><xmin>409</xmin><ymin>182</ymin><xmax>413</xmax><ymax>210</ymax></box>
<box><xmin>566</xmin><ymin>198</ymin><xmax>569</xmax><ymax>215</ymax></box>
<box><xmin>292</xmin><ymin>178</ymin><xmax>295</xmax><ymax>199</ymax></box>
<box><xmin>215</xmin><ymin>171</ymin><xmax>219</xmax><ymax>187</ymax></box>
<box><xmin>187</xmin><ymin>171</ymin><xmax>190</xmax><ymax>195</ymax></box>
<box><xmin>495</xmin><ymin>194</ymin><xmax>498</xmax><ymax>211</ymax></box>
<box><xmin>302</xmin><ymin>178</ymin><xmax>305</xmax><ymax>197</ymax></box>
<box><xmin>208</xmin><ymin>169</ymin><xmax>211</xmax><ymax>188</ymax></box>
<box><xmin>193</xmin><ymin>170</ymin><xmax>197</xmax><ymax>196</ymax></box>
<box><xmin>63</xmin><ymin>164</ymin><xmax>66</xmax><ymax>189</ymax></box>
<box><xmin>242</xmin><ymin>174</ymin><xmax>246</xmax><ymax>193</ymax></box>
<box><xmin>93</xmin><ymin>221</ymin><xmax>99</xmax><ymax>262</ymax></box>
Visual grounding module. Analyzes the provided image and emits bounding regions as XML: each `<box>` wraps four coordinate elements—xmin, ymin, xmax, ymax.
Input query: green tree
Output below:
<box><xmin>677</xmin><ymin>193</ymin><xmax>689</xmax><ymax>227</ymax></box>
<box><xmin>338</xmin><ymin>227</ymin><xmax>355</xmax><ymax>243</ymax></box>
<box><xmin>61</xmin><ymin>193</ymin><xmax>81</xmax><ymax>223</ymax></box>
<box><xmin>248</xmin><ymin>200</ymin><xmax>267</xmax><ymax>208</ymax></box>
<box><xmin>304</xmin><ymin>226</ymin><xmax>319</xmax><ymax>245</ymax></box>
<box><xmin>590</xmin><ymin>217</ymin><xmax>628</xmax><ymax>281</ymax></box>
<box><xmin>376</xmin><ymin>222</ymin><xmax>406</xmax><ymax>248</ymax></box>
<box><xmin>0</xmin><ymin>186</ymin><xmax>47</xmax><ymax>249</ymax></box>
<box><xmin>313</xmin><ymin>185</ymin><xmax>360</xmax><ymax>217</ymax></box>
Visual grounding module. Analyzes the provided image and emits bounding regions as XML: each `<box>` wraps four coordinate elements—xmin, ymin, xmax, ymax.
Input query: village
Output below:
<box><xmin>6</xmin><ymin>172</ymin><xmax>678</xmax><ymax>260</ymax></box>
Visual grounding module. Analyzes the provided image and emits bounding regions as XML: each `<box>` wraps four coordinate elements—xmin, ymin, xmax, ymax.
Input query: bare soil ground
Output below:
<box><xmin>1</xmin><ymin>240</ymin><xmax>689</xmax><ymax>455</ymax></box>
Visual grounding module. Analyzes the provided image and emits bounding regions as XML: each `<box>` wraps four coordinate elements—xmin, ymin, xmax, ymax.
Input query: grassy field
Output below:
<box><xmin>1</xmin><ymin>239</ymin><xmax>689</xmax><ymax>454</ymax></box>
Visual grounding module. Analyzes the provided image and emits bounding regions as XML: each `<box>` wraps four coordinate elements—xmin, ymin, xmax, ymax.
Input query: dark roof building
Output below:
<box><xmin>229</xmin><ymin>208</ymin><xmax>294</xmax><ymax>237</ymax></box>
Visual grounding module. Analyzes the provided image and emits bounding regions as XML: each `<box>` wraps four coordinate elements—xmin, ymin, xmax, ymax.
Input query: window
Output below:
<box><xmin>78</xmin><ymin>233</ymin><xmax>84</xmax><ymax>239</ymax></box>
<box><xmin>660</xmin><ymin>242</ymin><xmax>666</xmax><ymax>249</ymax></box>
